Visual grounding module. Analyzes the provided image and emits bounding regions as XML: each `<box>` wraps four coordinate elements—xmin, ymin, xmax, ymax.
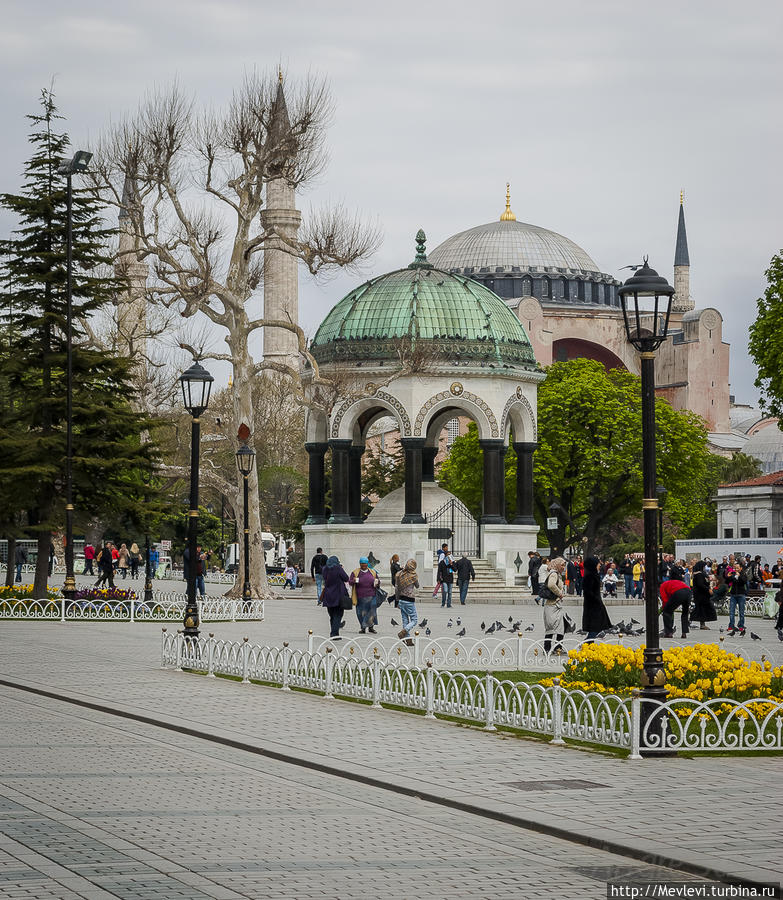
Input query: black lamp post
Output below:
<box><xmin>180</xmin><ymin>361</ymin><xmax>214</xmax><ymax>639</ymax></box>
<box><xmin>236</xmin><ymin>443</ymin><xmax>255</xmax><ymax>605</ymax></box>
<box><xmin>656</xmin><ymin>483</ymin><xmax>667</xmax><ymax>572</ymax></box>
<box><xmin>56</xmin><ymin>150</ymin><xmax>92</xmax><ymax>602</ymax></box>
<box><xmin>619</xmin><ymin>258</ymin><xmax>675</xmax><ymax>756</ymax></box>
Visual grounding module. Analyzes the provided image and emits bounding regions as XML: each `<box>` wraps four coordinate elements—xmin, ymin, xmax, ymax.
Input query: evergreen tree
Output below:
<box><xmin>0</xmin><ymin>90</ymin><xmax>157</xmax><ymax>596</ymax></box>
<box><xmin>749</xmin><ymin>251</ymin><xmax>783</xmax><ymax>419</ymax></box>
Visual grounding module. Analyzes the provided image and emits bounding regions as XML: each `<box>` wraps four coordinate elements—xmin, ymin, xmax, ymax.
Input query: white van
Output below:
<box><xmin>225</xmin><ymin>533</ymin><xmax>281</xmax><ymax>572</ymax></box>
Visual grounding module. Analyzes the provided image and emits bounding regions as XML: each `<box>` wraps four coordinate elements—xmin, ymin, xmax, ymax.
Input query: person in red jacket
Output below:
<box><xmin>660</xmin><ymin>566</ymin><xmax>692</xmax><ymax>639</ymax></box>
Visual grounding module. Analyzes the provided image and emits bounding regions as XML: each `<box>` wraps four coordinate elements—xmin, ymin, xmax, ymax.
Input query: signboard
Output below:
<box><xmin>546</xmin><ymin>517</ymin><xmax>558</xmax><ymax>530</ymax></box>
<box><xmin>160</xmin><ymin>540</ymin><xmax>172</xmax><ymax>550</ymax></box>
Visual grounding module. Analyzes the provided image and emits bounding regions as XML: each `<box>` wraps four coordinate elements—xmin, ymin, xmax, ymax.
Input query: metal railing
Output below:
<box><xmin>161</xmin><ymin>631</ymin><xmax>783</xmax><ymax>755</ymax></box>
<box><xmin>0</xmin><ymin>595</ymin><xmax>264</xmax><ymax>623</ymax></box>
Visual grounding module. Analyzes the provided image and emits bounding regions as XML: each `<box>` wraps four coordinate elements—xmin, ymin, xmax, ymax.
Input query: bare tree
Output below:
<box><xmin>88</xmin><ymin>71</ymin><xmax>380</xmax><ymax>598</ymax></box>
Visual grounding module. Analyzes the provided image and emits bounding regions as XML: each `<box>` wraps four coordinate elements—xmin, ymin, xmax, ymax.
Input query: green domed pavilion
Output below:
<box><xmin>310</xmin><ymin>231</ymin><xmax>537</xmax><ymax>371</ymax></box>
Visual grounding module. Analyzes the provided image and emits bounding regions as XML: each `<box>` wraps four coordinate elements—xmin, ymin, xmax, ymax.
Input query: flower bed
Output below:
<box><xmin>0</xmin><ymin>584</ymin><xmax>59</xmax><ymax>602</ymax></box>
<box><xmin>72</xmin><ymin>585</ymin><xmax>138</xmax><ymax>604</ymax></box>
<box><xmin>540</xmin><ymin>643</ymin><xmax>783</xmax><ymax>720</ymax></box>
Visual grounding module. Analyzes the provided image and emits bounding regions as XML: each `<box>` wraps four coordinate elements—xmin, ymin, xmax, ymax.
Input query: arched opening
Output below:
<box><xmin>552</xmin><ymin>337</ymin><xmax>628</xmax><ymax>371</ymax></box>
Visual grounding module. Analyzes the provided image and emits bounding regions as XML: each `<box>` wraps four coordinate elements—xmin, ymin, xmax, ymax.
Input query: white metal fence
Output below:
<box><xmin>0</xmin><ymin>595</ymin><xmax>264</xmax><ymax>622</ymax></box>
<box><xmin>305</xmin><ymin>632</ymin><xmax>781</xmax><ymax>670</ymax></box>
<box><xmin>161</xmin><ymin>631</ymin><xmax>783</xmax><ymax>755</ymax></box>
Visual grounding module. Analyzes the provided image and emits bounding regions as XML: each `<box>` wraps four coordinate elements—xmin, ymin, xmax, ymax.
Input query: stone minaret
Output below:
<box><xmin>261</xmin><ymin>73</ymin><xmax>302</xmax><ymax>372</ymax></box>
<box><xmin>672</xmin><ymin>191</ymin><xmax>692</xmax><ymax>312</ymax></box>
<box><xmin>115</xmin><ymin>174</ymin><xmax>149</xmax><ymax>362</ymax></box>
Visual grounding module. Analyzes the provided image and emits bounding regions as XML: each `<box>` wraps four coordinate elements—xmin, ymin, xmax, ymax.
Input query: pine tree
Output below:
<box><xmin>0</xmin><ymin>90</ymin><xmax>158</xmax><ymax>597</ymax></box>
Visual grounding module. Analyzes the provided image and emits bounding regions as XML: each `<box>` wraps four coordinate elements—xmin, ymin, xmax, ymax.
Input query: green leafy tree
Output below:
<box><xmin>0</xmin><ymin>90</ymin><xmax>157</xmax><ymax>596</ymax></box>
<box><xmin>362</xmin><ymin>441</ymin><xmax>406</xmax><ymax>501</ymax></box>
<box><xmin>440</xmin><ymin>359</ymin><xmax>713</xmax><ymax>554</ymax></box>
<box><xmin>749</xmin><ymin>251</ymin><xmax>783</xmax><ymax>419</ymax></box>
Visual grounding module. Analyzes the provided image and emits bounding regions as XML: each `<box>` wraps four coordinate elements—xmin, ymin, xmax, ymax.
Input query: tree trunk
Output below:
<box><xmin>228</xmin><ymin>345</ymin><xmax>272</xmax><ymax>601</ymax></box>
<box><xmin>5</xmin><ymin>537</ymin><xmax>15</xmax><ymax>588</ymax></box>
<box><xmin>34</xmin><ymin>532</ymin><xmax>50</xmax><ymax>598</ymax></box>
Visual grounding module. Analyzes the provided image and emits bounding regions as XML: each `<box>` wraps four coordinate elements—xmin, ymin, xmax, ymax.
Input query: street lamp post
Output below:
<box><xmin>619</xmin><ymin>258</ymin><xmax>675</xmax><ymax>756</ymax></box>
<box><xmin>180</xmin><ymin>361</ymin><xmax>214</xmax><ymax>641</ymax></box>
<box><xmin>656</xmin><ymin>483</ymin><xmax>668</xmax><ymax>572</ymax></box>
<box><xmin>56</xmin><ymin>150</ymin><xmax>92</xmax><ymax>602</ymax></box>
<box><xmin>236</xmin><ymin>443</ymin><xmax>256</xmax><ymax>605</ymax></box>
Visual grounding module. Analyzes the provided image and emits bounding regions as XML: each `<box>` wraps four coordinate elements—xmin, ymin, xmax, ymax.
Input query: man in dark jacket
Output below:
<box><xmin>566</xmin><ymin>559</ymin><xmax>578</xmax><ymax>595</ymax></box>
<box><xmin>455</xmin><ymin>553</ymin><xmax>475</xmax><ymax>605</ymax></box>
<box><xmin>14</xmin><ymin>544</ymin><xmax>28</xmax><ymax>583</ymax></box>
<box><xmin>437</xmin><ymin>549</ymin><xmax>455</xmax><ymax>608</ymax></box>
<box><xmin>726</xmin><ymin>563</ymin><xmax>748</xmax><ymax>636</ymax></box>
<box><xmin>528</xmin><ymin>551</ymin><xmax>542</xmax><ymax>596</ymax></box>
<box><xmin>95</xmin><ymin>542</ymin><xmax>115</xmax><ymax>589</ymax></box>
<box><xmin>311</xmin><ymin>547</ymin><xmax>328</xmax><ymax>603</ymax></box>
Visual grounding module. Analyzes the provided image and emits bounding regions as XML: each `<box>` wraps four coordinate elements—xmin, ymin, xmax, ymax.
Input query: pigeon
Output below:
<box><xmin>511</xmin><ymin>621</ymin><xmax>522</xmax><ymax>631</ymax></box>
<box><xmin>391</xmin><ymin>617</ymin><xmax>399</xmax><ymax>626</ymax></box>
<box><xmin>719</xmin><ymin>627</ymin><xmax>725</xmax><ymax>634</ymax></box>
<box><xmin>631</xmin><ymin>628</ymin><xmax>645</xmax><ymax>636</ymax></box>
<box><xmin>481</xmin><ymin>621</ymin><xmax>486</xmax><ymax>631</ymax></box>
<box><xmin>495</xmin><ymin>620</ymin><xmax>504</xmax><ymax>630</ymax></box>
<box><xmin>595</xmin><ymin>629</ymin><xmax>609</xmax><ymax>639</ymax></box>
<box><xmin>630</xmin><ymin>618</ymin><xmax>640</xmax><ymax>625</ymax></box>
<box><xmin>447</xmin><ymin>619</ymin><xmax>453</xmax><ymax>628</ymax></box>
<box><xmin>508</xmin><ymin>616</ymin><xmax>513</xmax><ymax>623</ymax></box>
<box><xmin>485</xmin><ymin>623</ymin><xmax>496</xmax><ymax>634</ymax></box>
<box><xmin>777</xmin><ymin>629</ymin><xmax>783</xmax><ymax>642</ymax></box>
<box><xmin>425</xmin><ymin>627</ymin><xmax>432</xmax><ymax>636</ymax></box>
<box><xmin>525</xmin><ymin>624</ymin><xmax>534</xmax><ymax>632</ymax></box>
<box><xmin>456</xmin><ymin>617</ymin><xmax>461</xmax><ymax>626</ymax></box>
<box><xmin>456</xmin><ymin>627</ymin><xmax>466</xmax><ymax>637</ymax></box>
<box><xmin>419</xmin><ymin>618</ymin><xmax>428</xmax><ymax>627</ymax></box>
<box><xmin>751</xmin><ymin>632</ymin><xmax>762</xmax><ymax>641</ymax></box>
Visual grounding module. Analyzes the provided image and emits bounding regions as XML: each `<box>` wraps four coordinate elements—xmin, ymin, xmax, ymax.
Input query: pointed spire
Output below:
<box><xmin>500</xmin><ymin>182</ymin><xmax>516</xmax><ymax>221</ymax></box>
<box><xmin>408</xmin><ymin>229</ymin><xmax>434</xmax><ymax>269</ymax></box>
<box><xmin>675</xmin><ymin>192</ymin><xmax>690</xmax><ymax>267</ymax></box>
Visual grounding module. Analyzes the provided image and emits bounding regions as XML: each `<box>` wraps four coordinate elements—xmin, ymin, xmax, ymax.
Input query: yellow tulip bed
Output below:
<box><xmin>0</xmin><ymin>584</ymin><xmax>59</xmax><ymax>602</ymax></box>
<box><xmin>539</xmin><ymin>643</ymin><xmax>783</xmax><ymax>720</ymax></box>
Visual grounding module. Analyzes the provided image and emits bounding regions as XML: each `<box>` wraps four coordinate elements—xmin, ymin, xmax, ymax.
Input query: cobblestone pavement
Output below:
<box><xmin>0</xmin><ymin>601</ymin><xmax>781</xmax><ymax>897</ymax></box>
<box><xmin>0</xmin><ymin>686</ymin><xmax>714</xmax><ymax>900</ymax></box>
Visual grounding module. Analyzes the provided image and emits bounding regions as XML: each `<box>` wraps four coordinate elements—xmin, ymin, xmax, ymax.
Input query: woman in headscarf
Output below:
<box><xmin>690</xmin><ymin>560</ymin><xmax>716</xmax><ymax>629</ymax></box>
<box><xmin>582</xmin><ymin>556</ymin><xmax>612</xmax><ymax>640</ymax></box>
<box><xmin>349</xmin><ymin>557</ymin><xmax>380</xmax><ymax>633</ymax></box>
<box><xmin>395</xmin><ymin>559</ymin><xmax>419</xmax><ymax>647</ymax></box>
<box><xmin>321</xmin><ymin>556</ymin><xmax>349</xmax><ymax>639</ymax></box>
<box><xmin>541</xmin><ymin>557</ymin><xmax>567</xmax><ymax>653</ymax></box>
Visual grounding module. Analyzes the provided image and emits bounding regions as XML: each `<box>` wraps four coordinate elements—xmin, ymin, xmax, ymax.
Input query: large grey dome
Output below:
<box><xmin>742</xmin><ymin>425</ymin><xmax>783</xmax><ymax>474</ymax></box>
<box><xmin>429</xmin><ymin>219</ymin><xmax>601</xmax><ymax>275</ymax></box>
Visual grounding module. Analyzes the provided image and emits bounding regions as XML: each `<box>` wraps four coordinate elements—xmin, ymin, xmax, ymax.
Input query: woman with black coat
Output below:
<box><xmin>690</xmin><ymin>560</ymin><xmax>717</xmax><ymax>629</ymax></box>
<box><xmin>321</xmin><ymin>556</ymin><xmax>349</xmax><ymax>639</ymax></box>
<box><xmin>582</xmin><ymin>556</ymin><xmax>612</xmax><ymax>640</ymax></box>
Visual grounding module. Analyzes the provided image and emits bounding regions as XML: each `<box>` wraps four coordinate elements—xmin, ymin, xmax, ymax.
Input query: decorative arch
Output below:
<box><xmin>331</xmin><ymin>392</ymin><xmax>410</xmax><ymax>441</ymax></box>
<box><xmin>306</xmin><ymin>407</ymin><xmax>329</xmax><ymax>444</ymax></box>
<box><xmin>414</xmin><ymin>389</ymin><xmax>499</xmax><ymax>440</ymax></box>
<box><xmin>501</xmin><ymin>390</ymin><xmax>537</xmax><ymax>442</ymax></box>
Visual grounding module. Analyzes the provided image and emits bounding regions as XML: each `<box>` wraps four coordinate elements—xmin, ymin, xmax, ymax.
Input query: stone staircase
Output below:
<box><xmin>416</xmin><ymin>557</ymin><xmax>531</xmax><ymax>605</ymax></box>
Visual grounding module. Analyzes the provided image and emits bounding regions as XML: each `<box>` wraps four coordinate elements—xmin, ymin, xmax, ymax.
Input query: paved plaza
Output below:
<box><xmin>0</xmin><ymin>594</ymin><xmax>781</xmax><ymax>899</ymax></box>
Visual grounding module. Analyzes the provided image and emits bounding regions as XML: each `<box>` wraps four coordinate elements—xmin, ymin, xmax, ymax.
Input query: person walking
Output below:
<box><xmin>528</xmin><ymin>551</ymin><xmax>542</xmax><ymax>596</ymax></box>
<box><xmin>581</xmin><ymin>555</ymin><xmax>611</xmax><ymax>640</ymax></box>
<box><xmin>566</xmin><ymin>558</ymin><xmax>578</xmax><ymax>596</ymax></box>
<box><xmin>95</xmin><ymin>542</ymin><xmax>116</xmax><ymax>589</ymax></box>
<box><xmin>129</xmin><ymin>542</ymin><xmax>141</xmax><ymax>580</ymax></box>
<box><xmin>541</xmin><ymin>557</ymin><xmax>567</xmax><ymax>653</ymax></box>
<box><xmin>48</xmin><ymin>541</ymin><xmax>56</xmax><ymax>577</ymax></box>
<box><xmin>14</xmin><ymin>544</ymin><xmax>27</xmax><ymax>583</ymax></box>
<box><xmin>690</xmin><ymin>560</ymin><xmax>717</xmax><ymax>630</ymax></box>
<box><xmin>726</xmin><ymin>562</ymin><xmax>748</xmax><ymax>637</ymax></box>
<box><xmin>455</xmin><ymin>553</ymin><xmax>475</xmax><ymax>605</ymax></box>
<box><xmin>194</xmin><ymin>545</ymin><xmax>207</xmax><ymax>598</ymax></box>
<box><xmin>117</xmin><ymin>543</ymin><xmax>130</xmax><ymax>579</ymax></box>
<box><xmin>437</xmin><ymin>548</ymin><xmax>455</xmax><ymax>608</ymax></box>
<box><xmin>322</xmin><ymin>556</ymin><xmax>349</xmax><ymax>639</ymax></box>
<box><xmin>395</xmin><ymin>559</ymin><xmax>419</xmax><ymax>646</ymax></box>
<box><xmin>660</xmin><ymin>566</ymin><xmax>692</xmax><ymax>639</ymax></box>
<box><xmin>389</xmin><ymin>554</ymin><xmax>402</xmax><ymax>589</ymax></box>
<box><xmin>83</xmin><ymin>542</ymin><xmax>95</xmax><ymax>577</ymax></box>
<box><xmin>310</xmin><ymin>547</ymin><xmax>328</xmax><ymax>603</ymax></box>
<box><xmin>349</xmin><ymin>557</ymin><xmax>380</xmax><ymax>634</ymax></box>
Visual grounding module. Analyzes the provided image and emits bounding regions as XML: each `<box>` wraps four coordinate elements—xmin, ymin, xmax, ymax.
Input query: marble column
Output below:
<box><xmin>348</xmin><ymin>444</ymin><xmax>365</xmax><ymax>523</ymax></box>
<box><xmin>479</xmin><ymin>439</ymin><xmax>507</xmax><ymax>525</ymax></box>
<box><xmin>400</xmin><ymin>438</ymin><xmax>426</xmax><ymax>524</ymax></box>
<box><xmin>304</xmin><ymin>442</ymin><xmax>328</xmax><ymax>525</ymax></box>
<box><xmin>512</xmin><ymin>441</ymin><xmax>536</xmax><ymax>525</ymax></box>
<box><xmin>422</xmin><ymin>446</ymin><xmax>438</xmax><ymax>483</ymax></box>
<box><xmin>328</xmin><ymin>439</ymin><xmax>352</xmax><ymax>524</ymax></box>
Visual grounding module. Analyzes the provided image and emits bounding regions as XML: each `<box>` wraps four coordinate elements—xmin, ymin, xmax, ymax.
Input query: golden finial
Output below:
<box><xmin>500</xmin><ymin>182</ymin><xmax>516</xmax><ymax>221</ymax></box>
<box><xmin>278</xmin><ymin>65</ymin><xmax>283</xmax><ymax>84</ymax></box>
<box><xmin>228</xmin><ymin>374</ymin><xmax>233</xmax><ymax>388</ymax></box>
<box><xmin>680</xmin><ymin>189</ymin><xmax>684</xmax><ymax>206</ymax></box>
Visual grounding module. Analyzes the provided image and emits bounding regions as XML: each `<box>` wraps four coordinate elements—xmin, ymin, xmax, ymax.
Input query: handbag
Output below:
<box><xmin>373</xmin><ymin>587</ymin><xmax>388</xmax><ymax>606</ymax></box>
<box><xmin>563</xmin><ymin>612</ymin><xmax>576</xmax><ymax>634</ymax></box>
<box><xmin>340</xmin><ymin>589</ymin><xmax>352</xmax><ymax>611</ymax></box>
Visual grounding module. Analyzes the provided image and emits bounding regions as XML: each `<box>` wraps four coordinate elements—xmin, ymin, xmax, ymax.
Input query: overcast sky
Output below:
<box><xmin>1</xmin><ymin>0</ymin><xmax>781</xmax><ymax>407</ymax></box>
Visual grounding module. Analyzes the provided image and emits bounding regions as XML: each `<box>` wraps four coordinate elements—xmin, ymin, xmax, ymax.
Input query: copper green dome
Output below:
<box><xmin>311</xmin><ymin>231</ymin><xmax>537</xmax><ymax>370</ymax></box>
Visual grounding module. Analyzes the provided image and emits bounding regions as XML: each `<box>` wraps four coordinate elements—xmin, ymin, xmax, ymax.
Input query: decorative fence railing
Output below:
<box><xmin>1</xmin><ymin>564</ymin><xmax>285</xmax><ymax>588</ymax></box>
<box><xmin>0</xmin><ymin>595</ymin><xmax>264</xmax><ymax>623</ymax></box>
<box><xmin>161</xmin><ymin>631</ymin><xmax>783</xmax><ymax>755</ymax></box>
<box><xmin>305</xmin><ymin>632</ymin><xmax>781</xmax><ymax>670</ymax></box>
